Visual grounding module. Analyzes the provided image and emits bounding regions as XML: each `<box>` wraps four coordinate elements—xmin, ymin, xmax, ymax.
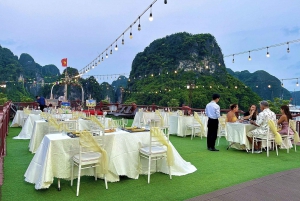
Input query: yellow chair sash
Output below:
<box><xmin>151</xmin><ymin>127</ymin><xmax>174</xmax><ymax>166</ymax></box>
<box><xmin>289</xmin><ymin>120</ymin><xmax>300</xmax><ymax>143</ymax></box>
<box><xmin>79</xmin><ymin>131</ymin><xmax>108</xmax><ymax>174</ymax></box>
<box><xmin>194</xmin><ymin>112</ymin><xmax>205</xmax><ymax>136</ymax></box>
<box><xmin>155</xmin><ymin>110</ymin><xmax>164</xmax><ymax>127</ymax></box>
<box><xmin>90</xmin><ymin>115</ymin><xmax>105</xmax><ymax>130</ymax></box>
<box><xmin>178</xmin><ymin>110</ymin><xmax>183</xmax><ymax>116</ymax></box>
<box><xmin>23</xmin><ymin>107</ymin><xmax>31</xmax><ymax>115</ymax></box>
<box><xmin>268</xmin><ymin>119</ymin><xmax>282</xmax><ymax>145</ymax></box>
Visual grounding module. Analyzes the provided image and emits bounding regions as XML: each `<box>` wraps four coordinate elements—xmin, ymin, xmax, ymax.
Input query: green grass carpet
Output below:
<box><xmin>2</xmin><ymin>120</ymin><xmax>300</xmax><ymax>201</ymax></box>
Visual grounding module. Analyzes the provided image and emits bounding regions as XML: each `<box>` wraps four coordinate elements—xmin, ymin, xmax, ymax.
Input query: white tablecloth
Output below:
<box><xmin>226</xmin><ymin>122</ymin><xmax>257</xmax><ymax>150</ymax></box>
<box><xmin>132</xmin><ymin>111</ymin><xmax>176</xmax><ymax>128</ymax></box>
<box><xmin>169</xmin><ymin>116</ymin><xmax>208</xmax><ymax>137</ymax></box>
<box><xmin>10</xmin><ymin>110</ymin><xmax>41</xmax><ymax>127</ymax></box>
<box><xmin>28</xmin><ymin>118</ymin><xmax>112</xmax><ymax>153</ymax></box>
<box><xmin>13</xmin><ymin>114</ymin><xmax>73</xmax><ymax>140</ymax></box>
<box><xmin>24</xmin><ymin>132</ymin><xmax>197</xmax><ymax>190</ymax></box>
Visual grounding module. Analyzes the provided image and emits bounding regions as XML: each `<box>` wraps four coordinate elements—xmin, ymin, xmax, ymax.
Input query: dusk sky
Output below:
<box><xmin>1</xmin><ymin>0</ymin><xmax>300</xmax><ymax>91</ymax></box>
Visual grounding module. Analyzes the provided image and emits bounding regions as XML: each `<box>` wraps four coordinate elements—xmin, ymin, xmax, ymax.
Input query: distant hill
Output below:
<box><xmin>125</xmin><ymin>32</ymin><xmax>261</xmax><ymax>110</ymax></box>
<box><xmin>291</xmin><ymin>91</ymin><xmax>300</xmax><ymax>106</ymax></box>
<box><xmin>226</xmin><ymin>69</ymin><xmax>291</xmax><ymax>101</ymax></box>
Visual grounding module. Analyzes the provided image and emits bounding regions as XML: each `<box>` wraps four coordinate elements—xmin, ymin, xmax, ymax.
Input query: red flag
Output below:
<box><xmin>61</xmin><ymin>58</ymin><xmax>67</xmax><ymax>67</ymax></box>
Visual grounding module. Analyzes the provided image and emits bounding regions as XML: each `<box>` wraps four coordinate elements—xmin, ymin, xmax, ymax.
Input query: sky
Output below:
<box><xmin>1</xmin><ymin>0</ymin><xmax>300</xmax><ymax>91</ymax></box>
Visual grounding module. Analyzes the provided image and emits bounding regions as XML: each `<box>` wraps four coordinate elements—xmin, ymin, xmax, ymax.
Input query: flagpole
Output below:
<box><xmin>64</xmin><ymin>67</ymin><xmax>68</xmax><ymax>102</ymax></box>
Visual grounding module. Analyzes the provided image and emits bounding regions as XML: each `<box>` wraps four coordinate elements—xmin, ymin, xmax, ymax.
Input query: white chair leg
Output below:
<box><xmin>217</xmin><ymin>136</ymin><xmax>220</xmax><ymax>146</ymax></box>
<box><xmin>104</xmin><ymin>174</ymin><xmax>108</xmax><ymax>189</ymax></box>
<box><xmin>191</xmin><ymin>128</ymin><xmax>194</xmax><ymax>140</ymax></box>
<box><xmin>76</xmin><ymin>165</ymin><xmax>82</xmax><ymax>196</ymax></box>
<box><xmin>275</xmin><ymin>143</ymin><xmax>278</xmax><ymax>156</ymax></box>
<box><xmin>147</xmin><ymin>157</ymin><xmax>151</xmax><ymax>184</ymax></box>
<box><xmin>168</xmin><ymin>165</ymin><xmax>172</xmax><ymax>180</ymax></box>
<box><xmin>94</xmin><ymin>166</ymin><xmax>97</xmax><ymax>181</ymax></box>
<box><xmin>295</xmin><ymin>140</ymin><xmax>297</xmax><ymax>152</ymax></box>
<box><xmin>58</xmin><ymin>179</ymin><xmax>61</xmax><ymax>191</ymax></box>
<box><xmin>71</xmin><ymin>161</ymin><xmax>74</xmax><ymax>186</ymax></box>
<box><xmin>252</xmin><ymin>137</ymin><xmax>255</xmax><ymax>154</ymax></box>
<box><xmin>267</xmin><ymin>139</ymin><xmax>269</xmax><ymax>157</ymax></box>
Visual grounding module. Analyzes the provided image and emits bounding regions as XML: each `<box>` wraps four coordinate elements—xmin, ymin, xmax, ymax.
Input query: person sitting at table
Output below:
<box><xmin>277</xmin><ymin>105</ymin><xmax>294</xmax><ymax>136</ymax></box>
<box><xmin>243</xmin><ymin>104</ymin><xmax>258</xmax><ymax>121</ymax></box>
<box><xmin>246</xmin><ymin>101</ymin><xmax>276</xmax><ymax>153</ymax></box>
<box><xmin>226</xmin><ymin>104</ymin><xmax>239</xmax><ymax>122</ymax></box>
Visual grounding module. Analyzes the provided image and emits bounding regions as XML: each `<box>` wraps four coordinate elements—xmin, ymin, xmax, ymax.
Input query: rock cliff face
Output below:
<box><xmin>129</xmin><ymin>32</ymin><xmax>227</xmax><ymax>84</ymax></box>
<box><xmin>227</xmin><ymin>69</ymin><xmax>291</xmax><ymax>100</ymax></box>
<box><xmin>125</xmin><ymin>32</ymin><xmax>261</xmax><ymax>110</ymax></box>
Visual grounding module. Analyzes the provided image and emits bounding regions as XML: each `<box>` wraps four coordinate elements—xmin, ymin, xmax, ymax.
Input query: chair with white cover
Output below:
<box><xmin>155</xmin><ymin>110</ymin><xmax>169</xmax><ymax>135</ymax></box>
<box><xmin>22</xmin><ymin>107</ymin><xmax>31</xmax><ymax>126</ymax></box>
<box><xmin>71</xmin><ymin>131</ymin><xmax>108</xmax><ymax>196</ymax></box>
<box><xmin>188</xmin><ymin>112</ymin><xmax>205</xmax><ymax>140</ymax></box>
<box><xmin>252</xmin><ymin>119</ymin><xmax>282</xmax><ymax>157</ymax></box>
<box><xmin>139</xmin><ymin>127</ymin><xmax>174</xmax><ymax>183</ymax></box>
<box><xmin>90</xmin><ymin>115</ymin><xmax>105</xmax><ymax>136</ymax></box>
<box><xmin>217</xmin><ymin>116</ymin><xmax>227</xmax><ymax>146</ymax></box>
<box><xmin>281</xmin><ymin>120</ymin><xmax>299</xmax><ymax>153</ymax></box>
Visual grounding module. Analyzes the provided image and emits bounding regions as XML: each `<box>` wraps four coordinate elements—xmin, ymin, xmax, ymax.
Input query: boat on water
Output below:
<box><xmin>288</xmin><ymin>104</ymin><xmax>300</xmax><ymax>114</ymax></box>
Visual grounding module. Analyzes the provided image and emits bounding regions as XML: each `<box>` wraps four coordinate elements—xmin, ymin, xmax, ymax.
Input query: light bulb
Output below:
<box><xmin>266</xmin><ymin>52</ymin><xmax>270</xmax><ymax>57</ymax></box>
<box><xmin>102</xmin><ymin>56</ymin><xmax>104</xmax><ymax>61</ymax></box>
<box><xmin>130</xmin><ymin>32</ymin><xmax>133</xmax><ymax>39</ymax></box>
<box><xmin>164</xmin><ymin>0</ymin><xmax>167</xmax><ymax>4</ymax></box>
<box><xmin>149</xmin><ymin>13</ymin><xmax>153</xmax><ymax>21</ymax></box>
<box><xmin>115</xmin><ymin>44</ymin><xmax>118</xmax><ymax>51</ymax></box>
<box><xmin>297</xmin><ymin>82</ymin><xmax>299</xmax><ymax>87</ymax></box>
<box><xmin>106</xmin><ymin>53</ymin><xmax>108</xmax><ymax>58</ymax></box>
<box><xmin>218</xmin><ymin>63</ymin><xmax>221</xmax><ymax>66</ymax></box>
<box><xmin>138</xmin><ymin>24</ymin><xmax>141</xmax><ymax>31</ymax></box>
<box><xmin>205</xmin><ymin>65</ymin><xmax>209</xmax><ymax>69</ymax></box>
<box><xmin>248</xmin><ymin>56</ymin><xmax>251</xmax><ymax>61</ymax></box>
<box><xmin>281</xmin><ymin>83</ymin><xmax>284</xmax><ymax>87</ymax></box>
<box><xmin>287</xmin><ymin>47</ymin><xmax>290</xmax><ymax>53</ymax></box>
<box><xmin>122</xmin><ymin>39</ymin><xmax>124</xmax><ymax>45</ymax></box>
<box><xmin>110</xmin><ymin>49</ymin><xmax>112</xmax><ymax>54</ymax></box>
<box><xmin>98</xmin><ymin>59</ymin><xmax>100</xmax><ymax>64</ymax></box>
<box><xmin>268</xmin><ymin>85</ymin><xmax>271</xmax><ymax>88</ymax></box>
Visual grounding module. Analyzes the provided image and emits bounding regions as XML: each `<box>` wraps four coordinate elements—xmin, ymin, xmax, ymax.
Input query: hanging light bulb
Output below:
<box><xmin>248</xmin><ymin>51</ymin><xmax>251</xmax><ymax>61</ymax></box>
<box><xmin>130</xmin><ymin>26</ymin><xmax>133</xmax><ymax>39</ymax></box>
<box><xmin>110</xmin><ymin>45</ymin><xmax>113</xmax><ymax>54</ymax></box>
<box><xmin>218</xmin><ymin>63</ymin><xmax>221</xmax><ymax>66</ymax></box>
<box><xmin>297</xmin><ymin>79</ymin><xmax>299</xmax><ymax>87</ymax></box>
<box><xmin>232</xmin><ymin>54</ymin><xmax>235</xmax><ymax>63</ymax></box>
<box><xmin>138</xmin><ymin>16</ymin><xmax>141</xmax><ymax>31</ymax></box>
<box><xmin>175</xmin><ymin>70</ymin><xmax>177</xmax><ymax>73</ymax></box>
<box><xmin>98</xmin><ymin>57</ymin><xmax>100</xmax><ymax>64</ymax></box>
<box><xmin>266</xmin><ymin>47</ymin><xmax>270</xmax><ymax>57</ymax></box>
<box><xmin>122</xmin><ymin>33</ymin><xmax>125</xmax><ymax>45</ymax></box>
<box><xmin>149</xmin><ymin>5</ymin><xmax>153</xmax><ymax>21</ymax></box>
<box><xmin>268</xmin><ymin>85</ymin><xmax>271</xmax><ymax>88</ymax></box>
<box><xmin>164</xmin><ymin>0</ymin><xmax>167</xmax><ymax>4</ymax></box>
<box><xmin>115</xmin><ymin>40</ymin><xmax>118</xmax><ymax>51</ymax></box>
<box><xmin>106</xmin><ymin>50</ymin><xmax>108</xmax><ymax>58</ymax></box>
<box><xmin>281</xmin><ymin>80</ymin><xmax>284</xmax><ymax>87</ymax></box>
<box><xmin>102</xmin><ymin>54</ymin><xmax>104</xmax><ymax>61</ymax></box>
<box><xmin>287</xmin><ymin>42</ymin><xmax>290</xmax><ymax>53</ymax></box>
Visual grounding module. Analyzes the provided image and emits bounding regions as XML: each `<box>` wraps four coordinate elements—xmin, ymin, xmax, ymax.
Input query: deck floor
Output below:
<box><xmin>188</xmin><ymin>168</ymin><xmax>300</xmax><ymax>201</ymax></box>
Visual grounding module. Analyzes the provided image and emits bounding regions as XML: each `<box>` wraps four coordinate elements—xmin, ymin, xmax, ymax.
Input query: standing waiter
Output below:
<box><xmin>205</xmin><ymin>94</ymin><xmax>221</xmax><ymax>151</ymax></box>
<box><xmin>36</xmin><ymin>96</ymin><xmax>46</xmax><ymax>111</ymax></box>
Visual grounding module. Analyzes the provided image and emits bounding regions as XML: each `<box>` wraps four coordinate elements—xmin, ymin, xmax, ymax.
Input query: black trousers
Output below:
<box><xmin>39</xmin><ymin>105</ymin><xmax>45</xmax><ymax>111</ymax></box>
<box><xmin>207</xmin><ymin>118</ymin><xmax>219</xmax><ymax>149</ymax></box>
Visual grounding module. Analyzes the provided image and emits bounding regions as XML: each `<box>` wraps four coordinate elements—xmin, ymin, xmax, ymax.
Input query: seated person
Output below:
<box><xmin>226</xmin><ymin>104</ymin><xmax>239</xmax><ymax>122</ymax></box>
<box><xmin>182</xmin><ymin>104</ymin><xmax>192</xmax><ymax>115</ymax></box>
<box><xmin>243</xmin><ymin>104</ymin><xmax>257</xmax><ymax>121</ymax></box>
<box><xmin>246</xmin><ymin>101</ymin><xmax>276</xmax><ymax>153</ymax></box>
<box><xmin>277</xmin><ymin>105</ymin><xmax>294</xmax><ymax>136</ymax></box>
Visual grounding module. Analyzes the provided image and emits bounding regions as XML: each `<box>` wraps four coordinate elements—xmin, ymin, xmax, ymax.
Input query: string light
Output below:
<box><xmin>287</xmin><ymin>42</ymin><xmax>290</xmax><ymax>53</ymax></box>
<box><xmin>130</xmin><ymin>26</ymin><xmax>133</xmax><ymax>39</ymax></box>
<box><xmin>138</xmin><ymin>16</ymin><xmax>141</xmax><ymax>31</ymax></box>
<box><xmin>232</xmin><ymin>54</ymin><xmax>235</xmax><ymax>63</ymax></box>
<box><xmin>266</xmin><ymin>47</ymin><xmax>270</xmax><ymax>57</ymax></box>
<box><xmin>248</xmin><ymin>51</ymin><xmax>251</xmax><ymax>61</ymax></box>
<box><xmin>122</xmin><ymin>33</ymin><xmax>125</xmax><ymax>45</ymax></box>
<box><xmin>115</xmin><ymin>40</ymin><xmax>118</xmax><ymax>51</ymax></box>
<box><xmin>149</xmin><ymin>5</ymin><xmax>153</xmax><ymax>21</ymax></box>
<box><xmin>110</xmin><ymin>45</ymin><xmax>113</xmax><ymax>54</ymax></box>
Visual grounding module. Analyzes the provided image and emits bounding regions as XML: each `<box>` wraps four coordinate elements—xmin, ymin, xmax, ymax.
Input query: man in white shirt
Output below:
<box><xmin>205</xmin><ymin>94</ymin><xmax>221</xmax><ymax>151</ymax></box>
<box><xmin>247</xmin><ymin>101</ymin><xmax>276</xmax><ymax>153</ymax></box>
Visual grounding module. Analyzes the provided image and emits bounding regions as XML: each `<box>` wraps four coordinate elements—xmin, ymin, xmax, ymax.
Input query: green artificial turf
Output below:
<box><xmin>2</xmin><ymin>119</ymin><xmax>300</xmax><ymax>201</ymax></box>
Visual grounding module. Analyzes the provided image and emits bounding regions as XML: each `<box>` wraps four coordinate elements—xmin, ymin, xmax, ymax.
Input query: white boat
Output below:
<box><xmin>288</xmin><ymin>104</ymin><xmax>300</xmax><ymax>114</ymax></box>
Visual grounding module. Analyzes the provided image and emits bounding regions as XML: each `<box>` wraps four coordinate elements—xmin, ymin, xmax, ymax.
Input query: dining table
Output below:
<box><xmin>24</xmin><ymin>131</ymin><xmax>197</xmax><ymax>190</ymax></box>
<box><xmin>10</xmin><ymin>110</ymin><xmax>41</xmax><ymax>127</ymax></box>
<box><xmin>28</xmin><ymin>118</ymin><xmax>112</xmax><ymax>153</ymax></box>
<box><xmin>169</xmin><ymin>115</ymin><xmax>208</xmax><ymax>137</ymax></box>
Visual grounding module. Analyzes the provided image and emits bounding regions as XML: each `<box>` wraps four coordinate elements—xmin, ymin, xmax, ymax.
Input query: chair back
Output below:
<box><xmin>289</xmin><ymin>120</ymin><xmax>300</xmax><ymax>143</ymax></box>
<box><xmin>150</xmin><ymin>127</ymin><xmax>174</xmax><ymax>166</ymax></box>
<box><xmin>267</xmin><ymin>119</ymin><xmax>282</xmax><ymax>145</ymax></box>
<box><xmin>79</xmin><ymin>131</ymin><xmax>108</xmax><ymax>174</ymax></box>
<box><xmin>194</xmin><ymin>112</ymin><xmax>205</xmax><ymax>135</ymax></box>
